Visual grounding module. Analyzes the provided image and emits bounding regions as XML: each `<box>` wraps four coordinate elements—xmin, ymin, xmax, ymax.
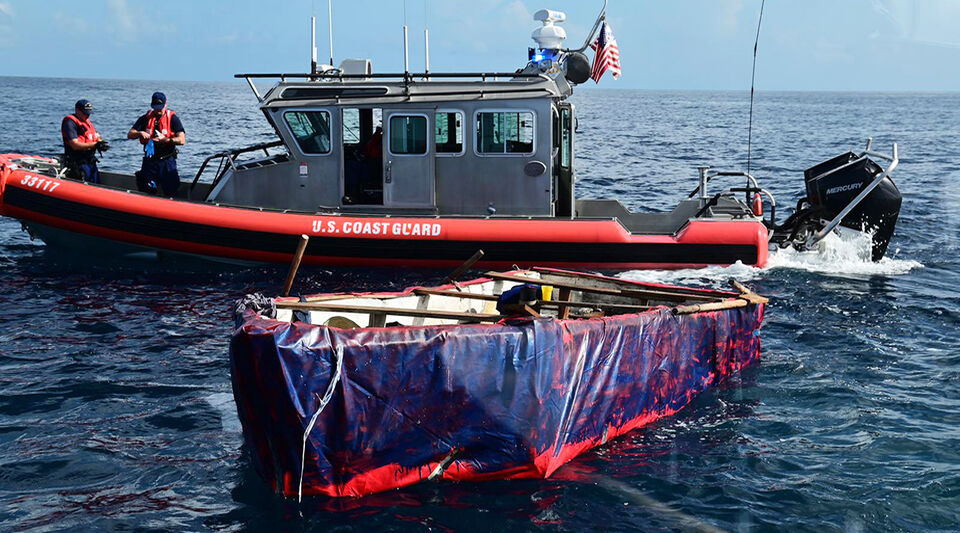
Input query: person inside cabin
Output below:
<box><xmin>362</xmin><ymin>125</ymin><xmax>384</xmax><ymax>200</ymax></box>
<box><xmin>61</xmin><ymin>99</ymin><xmax>106</xmax><ymax>183</ymax></box>
<box><xmin>127</xmin><ymin>92</ymin><xmax>185</xmax><ymax>197</ymax></box>
<box><xmin>363</xmin><ymin>125</ymin><xmax>383</xmax><ymax>160</ymax></box>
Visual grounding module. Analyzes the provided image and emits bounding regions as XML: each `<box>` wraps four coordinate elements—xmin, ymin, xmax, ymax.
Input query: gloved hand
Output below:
<box><xmin>96</xmin><ymin>140</ymin><xmax>111</xmax><ymax>152</ymax></box>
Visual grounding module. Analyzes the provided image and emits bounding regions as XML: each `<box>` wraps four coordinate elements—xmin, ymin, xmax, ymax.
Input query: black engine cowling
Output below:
<box><xmin>771</xmin><ymin>151</ymin><xmax>903</xmax><ymax>261</ymax></box>
<box><xmin>802</xmin><ymin>152</ymin><xmax>902</xmax><ymax>261</ymax></box>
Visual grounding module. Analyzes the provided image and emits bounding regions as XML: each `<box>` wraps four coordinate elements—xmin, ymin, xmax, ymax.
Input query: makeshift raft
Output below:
<box><xmin>230</xmin><ymin>268</ymin><xmax>766</xmax><ymax>498</ymax></box>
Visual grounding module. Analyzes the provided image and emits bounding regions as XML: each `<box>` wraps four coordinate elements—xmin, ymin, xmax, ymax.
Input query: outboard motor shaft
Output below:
<box><xmin>772</xmin><ymin>139</ymin><xmax>902</xmax><ymax>261</ymax></box>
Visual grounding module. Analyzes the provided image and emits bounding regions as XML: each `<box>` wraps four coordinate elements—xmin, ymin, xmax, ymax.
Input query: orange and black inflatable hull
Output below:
<box><xmin>0</xmin><ymin>158</ymin><xmax>769</xmax><ymax>270</ymax></box>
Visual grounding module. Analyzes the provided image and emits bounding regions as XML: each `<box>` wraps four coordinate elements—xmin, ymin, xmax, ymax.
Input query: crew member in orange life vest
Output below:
<box><xmin>127</xmin><ymin>91</ymin><xmax>185</xmax><ymax>196</ymax></box>
<box><xmin>61</xmin><ymin>99</ymin><xmax>104</xmax><ymax>183</ymax></box>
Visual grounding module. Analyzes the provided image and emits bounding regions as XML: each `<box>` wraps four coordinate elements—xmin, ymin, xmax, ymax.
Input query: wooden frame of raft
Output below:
<box><xmin>273</xmin><ymin>269</ymin><xmax>768</xmax><ymax>326</ymax></box>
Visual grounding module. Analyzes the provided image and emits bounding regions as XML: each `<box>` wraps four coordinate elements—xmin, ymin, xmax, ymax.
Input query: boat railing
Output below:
<box><xmin>566</xmin><ymin>0</ymin><xmax>608</xmax><ymax>53</ymax></box>
<box><xmin>236</xmin><ymin>72</ymin><xmax>549</xmax><ymax>101</ymax></box>
<box><xmin>189</xmin><ymin>140</ymin><xmax>285</xmax><ymax>200</ymax></box>
<box><xmin>235</xmin><ymin>72</ymin><xmax>548</xmax><ymax>81</ymax></box>
<box><xmin>687</xmin><ymin>168</ymin><xmax>777</xmax><ymax>227</ymax></box>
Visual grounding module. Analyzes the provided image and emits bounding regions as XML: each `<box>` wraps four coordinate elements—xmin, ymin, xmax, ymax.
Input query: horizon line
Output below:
<box><xmin>1</xmin><ymin>74</ymin><xmax>958</xmax><ymax>94</ymax></box>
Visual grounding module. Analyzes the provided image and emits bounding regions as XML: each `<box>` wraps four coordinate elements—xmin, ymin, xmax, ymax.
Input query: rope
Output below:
<box><xmin>747</xmin><ymin>0</ymin><xmax>765</xmax><ymax>174</ymax></box>
<box><xmin>298</xmin><ymin>345</ymin><xmax>344</xmax><ymax>503</ymax></box>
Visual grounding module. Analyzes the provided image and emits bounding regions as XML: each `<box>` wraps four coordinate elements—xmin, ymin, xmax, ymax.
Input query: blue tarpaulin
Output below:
<box><xmin>231</xmin><ymin>298</ymin><xmax>763</xmax><ymax>498</ymax></box>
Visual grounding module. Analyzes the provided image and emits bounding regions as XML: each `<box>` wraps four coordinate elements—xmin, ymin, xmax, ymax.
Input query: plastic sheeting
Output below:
<box><xmin>230</xmin><ymin>302</ymin><xmax>763</xmax><ymax>498</ymax></box>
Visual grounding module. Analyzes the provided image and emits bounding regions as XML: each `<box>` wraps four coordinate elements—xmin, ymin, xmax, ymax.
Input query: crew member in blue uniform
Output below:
<box><xmin>127</xmin><ymin>92</ymin><xmax>185</xmax><ymax>196</ymax></box>
<box><xmin>61</xmin><ymin>99</ymin><xmax>105</xmax><ymax>183</ymax></box>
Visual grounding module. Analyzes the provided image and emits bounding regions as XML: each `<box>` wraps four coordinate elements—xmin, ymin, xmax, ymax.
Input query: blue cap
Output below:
<box><xmin>150</xmin><ymin>91</ymin><xmax>166</xmax><ymax>111</ymax></box>
<box><xmin>75</xmin><ymin>99</ymin><xmax>93</xmax><ymax>114</ymax></box>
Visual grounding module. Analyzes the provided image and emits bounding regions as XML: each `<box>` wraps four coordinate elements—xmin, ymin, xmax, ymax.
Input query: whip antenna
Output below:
<box><xmin>403</xmin><ymin>0</ymin><xmax>410</xmax><ymax>74</ymax></box>
<box><xmin>327</xmin><ymin>0</ymin><xmax>334</xmax><ymax>66</ymax></box>
<box><xmin>747</xmin><ymin>0</ymin><xmax>765</xmax><ymax>174</ymax></box>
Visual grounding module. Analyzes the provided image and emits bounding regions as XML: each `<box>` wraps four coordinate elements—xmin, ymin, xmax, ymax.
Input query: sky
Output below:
<box><xmin>0</xmin><ymin>0</ymin><xmax>958</xmax><ymax>91</ymax></box>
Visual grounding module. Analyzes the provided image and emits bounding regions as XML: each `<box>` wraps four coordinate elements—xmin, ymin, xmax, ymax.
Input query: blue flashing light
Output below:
<box><xmin>528</xmin><ymin>47</ymin><xmax>558</xmax><ymax>65</ymax></box>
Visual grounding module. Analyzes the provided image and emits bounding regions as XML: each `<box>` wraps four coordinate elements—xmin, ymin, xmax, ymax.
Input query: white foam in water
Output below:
<box><xmin>619</xmin><ymin>261</ymin><xmax>764</xmax><ymax>289</ymax></box>
<box><xmin>619</xmin><ymin>229</ymin><xmax>923</xmax><ymax>288</ymax></box>
<box><xmin>766</xmin><ymin>229</ymin><xmax>923</xmax><ymax>276</ymax></box>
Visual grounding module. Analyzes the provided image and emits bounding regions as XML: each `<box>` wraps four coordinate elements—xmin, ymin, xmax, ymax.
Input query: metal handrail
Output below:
<box><xmin>687</xmin><ymin>170</ymin><xmax>761</xmax><ymax>202</ymax></box>
<box><xmin>189</xmin><ymin>140</ymin><xmax>285</xmax><ymax>197</ymax></box>
<box><xmin>567</xmin><ymin>0</ymin><xmax>608</xmax><ymax>53</ymax></box>
<box><xmin>234</xmin><ymin>72</ymin><xmax>547</xmax><ymax>80</ymax></box>
<box><xmin>804</xmin><ymin>138</ymin><xmax>899</xmax><ymax>248</ymax></box>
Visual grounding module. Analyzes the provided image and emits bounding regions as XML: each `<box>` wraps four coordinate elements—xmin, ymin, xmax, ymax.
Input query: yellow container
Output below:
<box><xmin>541</xmin><ymin>285</ymin><xmax>553</xmax><ymax>301</ymax></box>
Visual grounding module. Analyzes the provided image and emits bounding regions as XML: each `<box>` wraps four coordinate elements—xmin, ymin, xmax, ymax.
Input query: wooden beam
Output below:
<box><xmin>483</xmin><ymin>271</ymin><xmax>718</xmax><ymax>302</ymax></box>
<box><xmin>729</xmin><ymin>280</ymin><xmax>769</xmax><ymax>305</ymax></box>
<box><xmin>533</xmin><ymin>267</ymin><xmax>734</xmax><ymax>298</ymax></box>
<box><xmin>281</xmin><ymin>234</ymin><xmax>310</xmax><ymax>297</ymax></box>
<box><xmin>275</xmin><ymin>301</ymin><xmax>505</xmax><ymax>323</ymax></box>
<box><xmin>414</xmin><ymin>288</ymin><xmax>499</xmax><ymax>301</ymax></box>
<box><xmin>445</xmin><ymin>249</ymin><xmax>485</xmax><ymax>291</ymax></box>
<box><xmin>672</xmin><ymin>299</ymin><xmax>748</xmax><ymax>315</ymax></box>
<box><xmin>557</xmin><ymin>287</ymin><xmax>571</xmax><ymax>319</ymax></box>
<box><xmin>414</xmin><ymin>288</ymin><xmax>653</xmax><ymax>312</ymax></box>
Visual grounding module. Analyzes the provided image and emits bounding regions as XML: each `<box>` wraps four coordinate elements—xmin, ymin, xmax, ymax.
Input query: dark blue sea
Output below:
<box><xmin>0</xmin><ymin>77</ymin><xmax>957</xmax><ymax>532</ymax></box>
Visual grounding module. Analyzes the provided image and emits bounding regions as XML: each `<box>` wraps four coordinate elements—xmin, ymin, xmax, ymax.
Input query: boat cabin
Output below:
<box><xmin>203</xmin><ymin>72</ymin><xmax>578</xmax><ymax>218</ymax></box>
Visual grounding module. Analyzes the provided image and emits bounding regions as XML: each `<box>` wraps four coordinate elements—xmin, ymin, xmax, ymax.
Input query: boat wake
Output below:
<box><xmin>619</xmin><ymin>230</ymin><xmax>922</xmax><ymax>288</ymax></box>
<box><xmin>765</xmin><ymin>229</ymin><xmax>922</xmax><ymax>276</ymax></box>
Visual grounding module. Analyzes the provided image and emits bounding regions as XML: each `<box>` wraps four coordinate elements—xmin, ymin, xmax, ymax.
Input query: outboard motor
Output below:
<box><xmin>772</xmin><ymin>140</ymin><xmax>902</xmax><ymax>261</ymax></box>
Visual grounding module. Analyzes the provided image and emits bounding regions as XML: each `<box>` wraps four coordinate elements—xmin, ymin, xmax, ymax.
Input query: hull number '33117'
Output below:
<box><xmin>19</xmin><ymin>174</ymin><xmax>61</xmax><ymax>193</ymax></box>
<box><xmin>312</xmin><ymin>220</ymin><xmax>443</xmax><ymax>238</ymax></box>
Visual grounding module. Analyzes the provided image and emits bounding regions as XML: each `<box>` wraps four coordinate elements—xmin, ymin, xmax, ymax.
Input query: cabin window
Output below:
<box><xmin>342</xmin><ymin>108</ymin><xmax>383</xmax><ymax>145</ymax></box>
<box><xmin>476</xmin><ymin>111</ymin><xmax>534</xmax><ymax>154</ymax></box>
<box><xmin>342</xmin><ymin>108</ymin><xmax>362</xmax><ymax>144</ymax></box>
<box><xmin>284</xmin><ymin>111</ymin><xmax>332</xmax><ymax>154</ymax></box>
<box><xmin>561</xmin><ymin>108</ymin><xmax>572</xmax><ymax>168</ymax></box>
<box><xmin>388</xmin><ymin>115</ymin><xmax>427</xmax><ymax>155</ymax></box>
<box><xmin>435</xmin><ymin>111</ymin><xmax>463</xmax><ymax>154</ymax></box>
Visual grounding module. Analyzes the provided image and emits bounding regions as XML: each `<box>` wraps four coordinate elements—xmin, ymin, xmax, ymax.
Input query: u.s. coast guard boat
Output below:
<box><xmin>0</xmin><ymin>5</ymin><xmax>902</xmax><ymax>268</ymax></box>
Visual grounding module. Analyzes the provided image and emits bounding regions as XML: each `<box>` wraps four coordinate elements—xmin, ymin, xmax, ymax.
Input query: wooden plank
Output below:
<box><xmin>445</xmin><ymin>249</ymin><xmax>485</xmax><ymax>291</ymax></box>
<box><xmin>414</xmin><ymin>288</ymin><xmax>653</xmax><ymax>312</ymax></box>
<box><xmin>370</xmin><ymin>313</ymin><xmax>387</xmax><ymax>327</ymax></box>
<box><xmin>533</xmin><ymin>267</ymin><xmax>734</xmax><ymax>298</ymax></box>
<box><xmin>557</xmin><ymin>287</ymin><xmax>571</xmax><ymax>319</ymax></box>
<box><xmin>729</xmin><ymin>280</ymin><xmax>769</xmax><ymax>304</ymax></box>
<box><xmin>281</xmin><ymin>234</ymin><xmax>310</xmax><ymax>297</ymax></box>
<box><xmin>672</xmin><ymin>299</ymin><xmax>748</xmax><ymax>315</ymax></box>
<box><xmin>414</xmin><ymin>288</ymin><xmax>499</xmax><ymax>301</ymax></box>
<box><xmin>275</xmin><ymin>302</ymin><xmax>505</xmax><ymax>323</ymax></box>
<box><xmin>499</xmin><ymin>304</ymin><xmax>542</xmax><ymax>317</ymax></box>
<box><xmin>483</xmin><ymin>271</ymin><xmax>719</xmax><ymax>303</ymax></box>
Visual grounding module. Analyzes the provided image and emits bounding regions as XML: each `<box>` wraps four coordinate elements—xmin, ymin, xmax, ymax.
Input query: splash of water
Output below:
<box><xmin>767</xmin><ymin>229</ymin><xmax>923</xmax><ymax>276</ymax></box>
<box><xmin>619</xmin><ymin>229</ymin><xmax>923</xmax><ymax>288</ymax></box>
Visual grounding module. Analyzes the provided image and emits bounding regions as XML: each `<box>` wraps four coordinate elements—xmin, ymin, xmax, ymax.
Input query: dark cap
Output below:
<box><xmin>150</xmin><ymin>91</ymin><xmax>166</xmax><ymax>111</ymax></box>
<box><xmin>75</xmin><ymin>99</ymin><xmax>93</xmax><ymax>114</ymax></box>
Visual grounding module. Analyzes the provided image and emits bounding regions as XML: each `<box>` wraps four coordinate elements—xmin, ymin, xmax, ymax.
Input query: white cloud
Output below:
<box><xmin>0</xmin><ymin>2</ymin><xmax>13</xmax><ymax>48</ymax></box>
<box><xmin>103</xmin><ymin>0</ymin><xmax>176</xmax><ymax>44</ymax></box>
<box><xmin>872</xmin><ymin>0</ymin><xmax>960</xmax><ymax>48</ymax></box>
<box><xmin>718</xmin><ymin>0</ymin><xmax>745</xmax><ymax>32</ymax></box>
<box><xmin>53</xmin><ymin>11</ymin><xmax>91</xmax><ymax>35</ymax></box>
<box><xmin>107</xmin><ymin>0</ymin><xmax>137</xmax><ymax>42</ymax></box>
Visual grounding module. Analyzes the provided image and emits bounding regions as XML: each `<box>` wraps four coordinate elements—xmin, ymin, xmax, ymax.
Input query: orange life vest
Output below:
<box><xmin>139</xmin><ymin>109</ymin><xmax>176</xmax><ymax>145</ymax></box>
<box><xmin>62</xmin><ymin>114</ymin><xmax>98</xmax><ymax>144</ymax></box>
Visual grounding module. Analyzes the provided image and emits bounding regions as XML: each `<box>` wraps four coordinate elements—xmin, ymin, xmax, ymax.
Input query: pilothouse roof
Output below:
<box><xmin>238</xmin><ymin>72</ymin><xmax>571</xmax><ymax>108</ymax></box>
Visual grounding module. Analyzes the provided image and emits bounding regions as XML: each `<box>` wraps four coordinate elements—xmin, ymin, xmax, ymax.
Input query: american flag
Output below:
<box><xmin>590</xmin><ymin>21</ymin><xmax>621</xmax><ymax>83</ymax></box>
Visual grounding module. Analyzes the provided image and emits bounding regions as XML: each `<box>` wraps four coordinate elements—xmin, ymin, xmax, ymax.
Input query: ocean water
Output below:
<box><xmin>0</xmin><ymin>77</ymin><xmax>957</xmax><ymax>531</ymax></box>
